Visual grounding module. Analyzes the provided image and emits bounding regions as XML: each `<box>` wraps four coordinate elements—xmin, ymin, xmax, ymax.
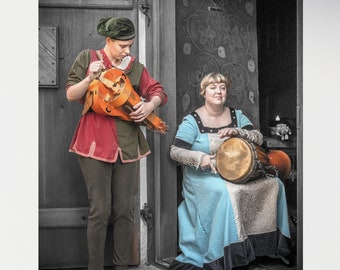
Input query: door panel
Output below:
<box><xmin>39</xmin><ymin>1</ymin><xmax>139</xmax><ymax>268</ymax></box>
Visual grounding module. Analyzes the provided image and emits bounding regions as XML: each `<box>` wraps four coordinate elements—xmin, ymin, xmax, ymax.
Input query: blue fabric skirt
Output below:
<box><xmin>169</xmin><ymin>167</ymin><xmax>292</xmax><ymax>270</ymax></box>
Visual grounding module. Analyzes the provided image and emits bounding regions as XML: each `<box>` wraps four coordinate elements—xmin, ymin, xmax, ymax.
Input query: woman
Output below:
<box><xmin>169</xmin><ymin>72</ymin><xmax>291</xmax><ymax>270</ymax></box>
<box><xmin>65</xmin><ymin>17</ymin><xmax>168</xmax><ymax>270</ymax></box>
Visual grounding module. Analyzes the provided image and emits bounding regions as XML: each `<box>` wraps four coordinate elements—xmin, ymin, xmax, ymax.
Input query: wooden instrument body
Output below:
<box><xmin>85</xmin><ymin>69</ymin><xmax>168</xmax><ymax>134</ymax></box>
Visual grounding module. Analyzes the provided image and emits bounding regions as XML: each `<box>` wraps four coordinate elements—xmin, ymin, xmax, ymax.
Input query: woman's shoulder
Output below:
<box><xmin>183</xmin><ymin>112</ymin><xmax>196</xmax><ymax>121</ymax></box>
<box><xmin>73</xmin><ymin>49</ymin><xmax>92</xmax><ymax>65</ymax></box>
<box><xmin>177</xmin><ymin>112</ymin><xmax>197</xmax><ymax>127</ymax></box>
<box><xmin>124</xmin><ymin>56</ymin><xmax>145</xmax><ymax>72</ymax></box>
<box><xmin>232</xmin><ymin>108</ymin><xmax>250</xmax><ymax>118</ymax></box>
<box><xmin>229</xmin><ymin>107</ymin><xmax>246</xmax><ymax>117</ymax></box>
<box><xmin>77</xmin><ymin>49</ymin><xmax>92</xmax><ymax>57</ymax></box>
<box><xmin>177</xmin><ymin>113</ymin><xmax>199</xmax><ymax>136</ymax></box>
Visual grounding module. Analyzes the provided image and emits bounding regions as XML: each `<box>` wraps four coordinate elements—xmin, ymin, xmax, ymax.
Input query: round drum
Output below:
<box><xmin>216</xmin><ymin>137</ymin><xmax>269</xmax><ymax>183</ymax></box>
<box><xmin>267</xmin><ymin>150</ymin><xmax>291</xmax><ymax>179</ymax></box>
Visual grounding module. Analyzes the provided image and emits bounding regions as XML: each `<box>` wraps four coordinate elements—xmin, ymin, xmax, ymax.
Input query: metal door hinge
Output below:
<box><xmin>139</xmin><ymin>2</ymin><xmax>151</xmax><ymax>26</ymax></box>
<box><xmin>140</xmin><ymin>203</ymin><xmax>153</xmax><ymax>233</ymax></box>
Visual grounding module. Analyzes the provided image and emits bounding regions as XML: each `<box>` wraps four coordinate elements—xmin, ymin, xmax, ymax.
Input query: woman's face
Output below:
<box><xmin>107</xmin><ymin>38</ymin><xmax>134</xmax><ymax>60</ymax></box>
<box><xmin>204</xmin><ymin>82</ymin><xmax>227</xmax><ymax>106</ymax></box>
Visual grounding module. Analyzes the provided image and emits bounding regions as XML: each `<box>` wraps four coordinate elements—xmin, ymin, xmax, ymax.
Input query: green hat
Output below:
<box><xmin>97</xmin><ymin>17</ymin><xmax>135</xmax><ymax>40</ymax></box>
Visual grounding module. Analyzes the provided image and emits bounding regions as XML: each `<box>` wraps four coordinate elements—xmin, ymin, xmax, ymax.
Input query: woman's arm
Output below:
<box><xmin>170</xmin><ymin>145</ymin><xmax>208</xmax><ymax>169</ymax></box>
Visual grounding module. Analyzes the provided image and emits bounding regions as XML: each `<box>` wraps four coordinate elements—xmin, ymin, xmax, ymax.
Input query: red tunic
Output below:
<box><xmin>66</xmin><ymin>49</ymin><xmax>168</xmax><ymax>163</ymax></box>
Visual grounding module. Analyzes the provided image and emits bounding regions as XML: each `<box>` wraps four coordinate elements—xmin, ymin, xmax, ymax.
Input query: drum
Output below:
<box><xmin>267</xmin><ymin>150</ymin><xmax>292</xmax><ymax>179</ymax></box>
<box><xmin>216</xmin><ymin>137</ymin><xmax>269</xmax><ymax>183</ymax></box>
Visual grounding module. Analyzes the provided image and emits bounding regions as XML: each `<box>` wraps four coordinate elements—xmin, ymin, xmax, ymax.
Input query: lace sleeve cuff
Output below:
<box><xmin>234</xmin><ymin>128</ymin><xmax>264</xmax><ymax>145</ymax></box>
<box><xmin>170</xmin><ymin>145</ymin><xmax>207</xmax><ymax>169</ymax></box>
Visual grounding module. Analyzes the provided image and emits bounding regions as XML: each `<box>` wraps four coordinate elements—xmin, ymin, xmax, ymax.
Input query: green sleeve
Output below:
<box><xmin>66</xmin><ymin>49</ymin><xmax>91</xmax><ymax>87</ymax></box>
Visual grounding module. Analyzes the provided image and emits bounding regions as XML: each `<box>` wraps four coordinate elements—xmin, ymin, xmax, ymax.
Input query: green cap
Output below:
<box><xmin>97</xmin><ymin>17</ymin><xmax>135</xmax><ymax>40</ymax></box>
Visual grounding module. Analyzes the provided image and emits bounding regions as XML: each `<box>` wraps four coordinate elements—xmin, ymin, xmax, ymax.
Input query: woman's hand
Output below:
<box><xmin>129</xmin><ymin>100</ymin><xmax>155</xmax><ymax>122</ymax></box>
<box><xmin>66</xmin><ymin>60</ymin><xmax>104</xmax><ymax>102</ymax></box>
<box><xmin>217</xmin><ymin>128</ymin><xmax>238</xmax><ymax>139</ymax></box>
<box><xmin>88</xmin><ymin>60</ymin><xmax>104</xmax><ymax>81</ymax></box>
<box><xmin>200</xmin><ymin>154</ymin><xmax>217</xmax><ymax>174</ymax></box>
<box><xmin>130</xmin><ymin>96</ymin><xmax>161</xmax><ymax>122</ymax></box>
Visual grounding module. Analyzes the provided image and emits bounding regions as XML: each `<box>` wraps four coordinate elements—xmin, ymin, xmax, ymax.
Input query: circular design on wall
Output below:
<box><xmin>187</xmin><ymin>10</ymin><xmax>221</xmax><ymax>55</ymax></box>
<box><xmin>247</xmin><ymin>58</ymin><xmax>256</xmax><ymax>72</ymax></box>
<box><xmin>245</xmin><ymin>2</ymin><xmax>254</xmax><ymax>16</ymax></box>
<box><xmin>187</xmin><ymin>11</ymin><xmax>250</xmax><ymax>62</ymax></box>
<box><xmin>219</xmin><ymin>14</ymin><xmax>250</xmax><ymax>62</ymax></box>
<box><xmin>181</xmin><ymin>90</ymin><xmax>191</xmax><ymax>112</ymax></box>
<box><xmin>187</xmin><ymin>54</ymin><xmax>221</xmax><ymax>88</ymax></box>
<box><xmin>183</xmin><ymin>41</ymin><xmax>192</xmax><ymax>55</ymax></box>
<box><xmin>222</xmin><ymin>63</ymin><xmax>249</xmax><ymax>104</ymax></box>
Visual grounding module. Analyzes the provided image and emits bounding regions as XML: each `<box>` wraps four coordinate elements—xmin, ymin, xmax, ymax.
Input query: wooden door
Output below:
<box><xmin>39</xmin><ymin>1</ymin><xmax>140</xmax><ymax>268</ymax></box>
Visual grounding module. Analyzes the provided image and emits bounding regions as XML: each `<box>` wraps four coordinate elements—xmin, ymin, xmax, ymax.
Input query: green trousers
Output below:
<box><xmin>78</xmin><ymin>156</ymin><xmax>139</xmax><ymax>270</ymax></box>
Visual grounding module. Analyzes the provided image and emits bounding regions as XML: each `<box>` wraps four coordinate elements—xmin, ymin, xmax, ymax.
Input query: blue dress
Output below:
<box><xmin>169</xmin><ymin>108</ymin><xmax>292</xmax><ymax>270</ymax></box>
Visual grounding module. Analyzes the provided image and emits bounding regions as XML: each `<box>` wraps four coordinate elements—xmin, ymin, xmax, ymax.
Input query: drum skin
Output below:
<box><xmin>267</xmin><ymin>150</ymin><xmax>291</xmax><ymax>179</ymax></box>
<box><xmin>216</xmin><ymin>137</ymin><xmax>268</xmax><ymax>183</ymax></box>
